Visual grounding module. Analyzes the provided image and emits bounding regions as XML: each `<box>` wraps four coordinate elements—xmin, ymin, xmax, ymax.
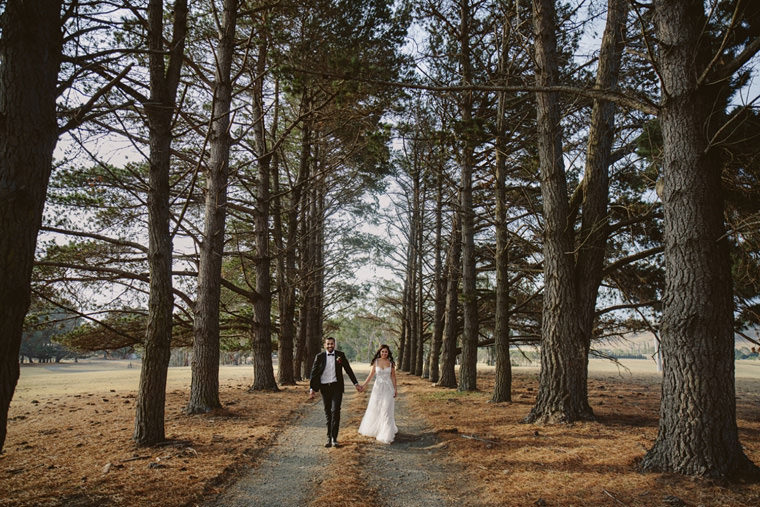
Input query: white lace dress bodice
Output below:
<box><xmin>358</xmin><ymin>365</ymin><xmax>398</xmax><ymax>444</ymax></box>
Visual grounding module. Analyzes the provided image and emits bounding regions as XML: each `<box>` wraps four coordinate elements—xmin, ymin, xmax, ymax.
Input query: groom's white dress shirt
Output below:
<box><xmin>320</xmin><ymin>352</ymin><xmax>337</xmax><ymax>384</ymax></box>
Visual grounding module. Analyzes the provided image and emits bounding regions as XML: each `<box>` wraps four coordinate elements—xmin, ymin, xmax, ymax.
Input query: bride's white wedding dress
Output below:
<box><xmin>358</xmin><ymin>365</ymin><xmax>398</xmax><ymax>444</ymax></box>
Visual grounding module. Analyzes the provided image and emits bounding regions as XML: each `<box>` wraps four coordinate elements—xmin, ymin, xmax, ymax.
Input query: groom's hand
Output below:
<box><xmin>308</xmin><ymin>389</ymin><xmax>316</xmax><ymax>400</ymax></box>
<box><xmin>355</xmin><ymin>384</ymin><xmax>363</xmax><ymax>392</ymax></box>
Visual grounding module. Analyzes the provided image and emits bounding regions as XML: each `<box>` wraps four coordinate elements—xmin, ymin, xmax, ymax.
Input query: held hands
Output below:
<box><xmin>355</xmin><ymin>384</ymin><xmax>364</xmax><ymax>393</ymax></box>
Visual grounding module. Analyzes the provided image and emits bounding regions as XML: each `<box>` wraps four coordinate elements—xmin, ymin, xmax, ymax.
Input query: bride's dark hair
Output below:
<box><xmin>370</xmin><ymin>344</ymin><xmax>395</xmax><ymax>365</ymax></box>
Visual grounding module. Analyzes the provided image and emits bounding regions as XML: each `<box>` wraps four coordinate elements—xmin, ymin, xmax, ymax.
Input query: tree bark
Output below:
<box><xmin>398</xmin><ymin>264</ymin><xmax>410</xmax><ymax>370</ymax></box>
<box><xmin>401</xmin><ymin>228</ymin><xmax>415</xmax><ymax>372</ymax></box>
<box><xmin>428</xmin><ymin>168</ymin><xmax>446</xmax><ymax>384</ymax></box>
<box><xmin>296</xmin><ymin>285</ymin><xmax>311</xmax><ymax>379</ymax></box>
<box><xmin>250</xmin><ymin>29</ymin><xmax>278</xmax><ymax>391</ymax></box>
<box><xmin>134</xmin><ymin>0</ymin><xmax>188</xmax><ymax>445</ymax></box>
<box><xmin>491</xmin><ymin>13</ymin><xmax>512</xmax><ymax>404</ymax></box>
<box><xmin>523</xmin><ymin>0</ymin><xmax>591</xmax><ymax>423</ymax></box>
<box><xmin>187</xmin><ymin>0</ymin><xmax>238</xmax><ymax>414</ymax></box>
<box><xmin>407</xmin><ymin>236</ymin><xmax>418</xmax><ymax>374</ymax></box>
<box><xmin>272</xmin><ymin>86</ymin><xmax>298</xmax><ymax>386</ymax></box>
<box><xmin>292</xmin><ymin>111</ymin><xmax>312</xmax><ymax>380</ymax></box>
<box><xmin>296</xmin><ymin>181</ymin><xmax>316</xmax><ymax>379</ymax></box>
<box><xmin>570</xmin><ymin>0</ymin><xmax>628</xmax><ymax>414</ymax></box>
<box><xmin>410</xmin><ymin>159</ymin><xmax>424</xmax><ymax>376</ymax></box>
<box><xmin>458</xmin><ymin>0</ymin><xmax>479</xmax><ymax>392</ymax></box>
<box><xmin>437</xmin><ymin>211</ymin><xmax>461</xmax><ymax>388</ymax></box>
<box><xmin>415</xmin><ymin>184</ymin><xmax>426</xmax><ymax>377</ymax></box>
<box><xmin>0</xmin><ymin>0</ymin><xmax>63</xmax><ymax>453</ymax></box>
<box><xmin>641</xmin><ymin>0</ymin><xmax>757</xmax><ymax>478</ymax></box>
<box><xmin>309</xmin><ymin>179</ymin><xmax>327</xmax><ymax>363</ymax></box>
<box><xmin>304</xmin><ymin>167</ymin><xmax>325</xmax><ymax>373</ymax></box>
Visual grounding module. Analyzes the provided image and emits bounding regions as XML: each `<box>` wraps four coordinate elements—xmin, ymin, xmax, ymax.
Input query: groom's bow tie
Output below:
<box><xmin>327</xmin><ymin>352</ymin><xmax>334</xmax><ymax>356</ymax></box>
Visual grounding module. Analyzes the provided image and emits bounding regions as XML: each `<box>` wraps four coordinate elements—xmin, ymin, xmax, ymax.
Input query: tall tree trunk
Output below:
<box><xmin>309</xmin><ymin>177</ymin><xmax>326</xmax><ymax>359</ymax></box>
<box><xmin>0</xmin><ymin>0</ymin><xmax>63</xmax><ymax>453</ymax></box>
<box><xmin>188</xmin><ymin>0</ymin><xmax>238</xmax><ymax>414</ymax></box>
<box><xmin>458</xmin><ymin>0</ymin><xmax>479</xmax><ymax>392</ymax></box>
<box><xmin>134</xmin><ymin>0</ymin><xmax>188</xmax><ymax>445</ymax></box>
<box><xmin>437</xmin><ymin>211</ymin><xmax>461</xmax><ymax>388</ymax></box>
<box><xmin>421</xmin><ymin>344</ymin><xmax>430</xmax><ymax>378</ymax></box>
<box><xmin>428</xmin><ymin>168</ymin><xmax>446</xmax><ymax>383</ymax></box>
<box><xmin>415</xmin><ymin>189</ymin><xmax>426</xmax><ymax>377</ymax></box>
<box><xmin>491</xmin><ymin>13</ymin><xmax>512</xmax><ymax>403</ymax></box>
<box><xmin>523</xmin><ymin>0</ymin><xmax>591</xmax><ymax>424</ymax></box>
<box><xmin>410</xmin><ymin>160</ymin><xmax>425</xmax><ymax>376</ymax></box>
<box><xmin>292</xmin><ymin>113</ymin><xmax>312</xmax><ymax>380</ymax></box>
<box><xmin>272</xmin><ymin>86</ymin><xmax>297</xmax><ymax>386</ymax></box>
<box><xmin>401</xmin><ymin>228</ymin><xmax>415</xmax><ymax>372</ymax></box>
<box><xmin>296</xmin><ymin>303</ymin><xmax>309</xmax><ymax>379</ymax></box>
<box><xmin>277</xmin><ymin>215</ymin><xmax>299</xmax><ymax>383</ymax></box>
<box><xmin>641</xmin><ymin>0</ymin><xmax>757</xmax><ymax>478</ymax></box>
<box><xmin>250</xmin><ymin>29</ymin><xmax>278</xmax><ymax>391</ymax></box>
<box><xmin>304</xmin><ymin>165</ymin><xmax>324</xmax><ymax>372</ymax></box>
<box><xmin>491</xmin><ymin>159</ymin><xmax>512</xmax><ymax>403</ymax></box>
<box><xmin>571</xmin><ymin>0</ymin><xmax>628</xmax><ymax>414</ymax></box>
<box><xmin>397</xmin><ymin>267</ymin><xmax>410</xmax><ymax>370</ymax></box>
<box><xmin>297</xmin><ymin>184</ymin><xmax>315</xmax><ymax>379</ymax></box>
<box><xmin>296</xmin><ymin>288</ymin><xmax>311</xmax><ymax>379</ymax></box>
<box><xmin>407</xmin><ymin>242</ymin><xmax>418</xmax><ymax>374</ymax></box>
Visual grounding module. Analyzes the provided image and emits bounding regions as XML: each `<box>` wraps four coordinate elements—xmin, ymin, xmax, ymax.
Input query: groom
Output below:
<box><xmin>308</xmin><ymin>336</ymin><xmax>362</xmax><ymax>448</ymax></box>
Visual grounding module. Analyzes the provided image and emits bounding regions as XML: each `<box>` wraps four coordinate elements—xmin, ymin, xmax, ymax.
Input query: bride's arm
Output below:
<box><xmin>391</xmin><ymin>364</ymin><xmax>397</xmax><ymax>397</ymax></box>
<box><xmin>361</xmin><ymin>363</ymin><xmax>376</xmax><ymax>391</ymax></box>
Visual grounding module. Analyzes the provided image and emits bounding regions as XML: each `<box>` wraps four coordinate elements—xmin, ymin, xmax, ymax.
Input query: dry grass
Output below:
<box><xmin>1</xmin><ymin>363</ymin><xmax>306</xmax><ymax>506</ymax></box>
<box><xmin>4</xmin><ymin>361</ymin><xmax>760</xmax><ymax>506</ymax></box>
<box><xmin>400</xmin><ymin>369</ymin><xmax>760</xmax><ymax>506</ymax></box>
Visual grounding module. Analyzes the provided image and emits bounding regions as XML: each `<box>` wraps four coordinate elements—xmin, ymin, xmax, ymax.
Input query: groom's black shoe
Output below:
<box><xmin>332</xmin><ymin>438</ymin><xmax>339</xmax><ymax>448</ymax></box>
<box><xmin>325</xmin><ymin>438</ymin><xmax>332</xmax><ymax>448</ymax></box>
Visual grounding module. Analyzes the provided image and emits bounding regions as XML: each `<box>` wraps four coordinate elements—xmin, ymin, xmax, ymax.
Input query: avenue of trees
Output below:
<box><xmin>2</xmin><ymin>0</ymin><xmax>760</xmax><ymax>481</ymax></box>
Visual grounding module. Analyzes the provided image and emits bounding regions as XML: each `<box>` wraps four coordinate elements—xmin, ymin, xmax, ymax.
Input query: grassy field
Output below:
<box><xmin>12</xmin><ymin>359</ymin><xmax>257</xmax><ymax>401</ymax></box>
<box><xmin>4</xmin><ymin>360</ymin><xmax>309</xmax><ymax>506</ymax></box>
<box><xmin>13</xmin><ymin>356</ymin><xmax>760</xmax><ymax>401</ymax></box>
<box><xmin>5</xmin><ymin>357</ymin><xmax>760</xmax><ymax>506</ymax></box>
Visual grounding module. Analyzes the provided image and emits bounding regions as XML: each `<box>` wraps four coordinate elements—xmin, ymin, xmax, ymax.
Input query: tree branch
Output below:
<box><xmin>603</xmin><ymin>246</ymin><xmax>664</xmax><ymax>275</ymax></box>
<box><xmin>289</xmin><ymin>69</ymin><xmax>659</xmax><ymax>115</ymax></box>
<box><xmin>40</xmin><ymin>226</ymin><xmax>148</xmax><ymax>253</ymax></box>
<box><xmin>711</xmin><ymin>36</ymin><xmax>760</xmax><ymax>86</ymax></box>
<box><xmin>60</xmin><ymin>64</ymin><xmax>134</xmax><ymax>133</ymax></box>
<box><xmin>596</xmin><ymin>300</ymin><xmax>658</xmax><ymax>316</ymax></box>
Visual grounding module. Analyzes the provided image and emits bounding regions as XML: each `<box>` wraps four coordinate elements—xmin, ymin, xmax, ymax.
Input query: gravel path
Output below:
<box><xmin>207</xmin><ymin>385</ymin><xmax>466</xmax><ymax>506</ymax></box>
<box><xmin>207</xmin><ymin>395</ymin><xmax>329</xmax><ymax>507</ymax></box>
<box><xmin>356</xmin><ymin>393</ymin><xmax>466</xmax><ymax>506</ymax></box>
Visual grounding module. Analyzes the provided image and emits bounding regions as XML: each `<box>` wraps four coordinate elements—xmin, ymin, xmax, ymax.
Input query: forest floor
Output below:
<box><xmin>2</xmin><ymin>359</ymin><xmax>760</xmax><ymax>506</ymax></box>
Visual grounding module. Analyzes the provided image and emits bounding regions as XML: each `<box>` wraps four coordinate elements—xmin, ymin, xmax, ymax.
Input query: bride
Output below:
<box><xmin>358</xmin><ymin>344</ymin><xmax>398</xmax><ymax>444</ymax></box>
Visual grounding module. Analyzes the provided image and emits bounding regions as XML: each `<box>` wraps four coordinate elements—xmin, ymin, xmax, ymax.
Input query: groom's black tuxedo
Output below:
<box><xmin>309</xmin><ymin>350</ymin><xmax>359</xmax><ymax>393</ymax></box>
<box><xmin>309</xmin><ymin>350</ymin><xmax>359</xmax><ymax>444</ymax></box>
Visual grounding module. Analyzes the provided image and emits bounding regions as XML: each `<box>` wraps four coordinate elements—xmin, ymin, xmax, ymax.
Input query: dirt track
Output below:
<box><xmin>205</xmin><ymin>386</ymin><xmax>467</xmax><ymax>506</ymax></box>
<box><xmin>357</xmin><ymin>393</ymin><xmax>467</xmax><ymax>506</ymax></box>
<box><xmin>206</xmin><ymin>394</ymin><xmax>330</xmax><ymax>506</ymax></box>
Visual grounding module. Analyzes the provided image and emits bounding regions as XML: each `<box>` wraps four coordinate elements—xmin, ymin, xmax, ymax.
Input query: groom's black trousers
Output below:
<box><xmin>320</xmin><ymin>381</ymin><xmax>343</xmax><ymax>440</ymax></box>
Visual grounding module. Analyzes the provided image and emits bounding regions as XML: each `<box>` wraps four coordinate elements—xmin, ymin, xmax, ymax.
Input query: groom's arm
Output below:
<box><xmin>309</xmin><ymin>354</ymin><xmax>322</xmax><ymax>393</ymax></box>
<box><xmin>341</xmin><ymin>353</ymin><xmax>360</xmax><ymax>386</ymax></box>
